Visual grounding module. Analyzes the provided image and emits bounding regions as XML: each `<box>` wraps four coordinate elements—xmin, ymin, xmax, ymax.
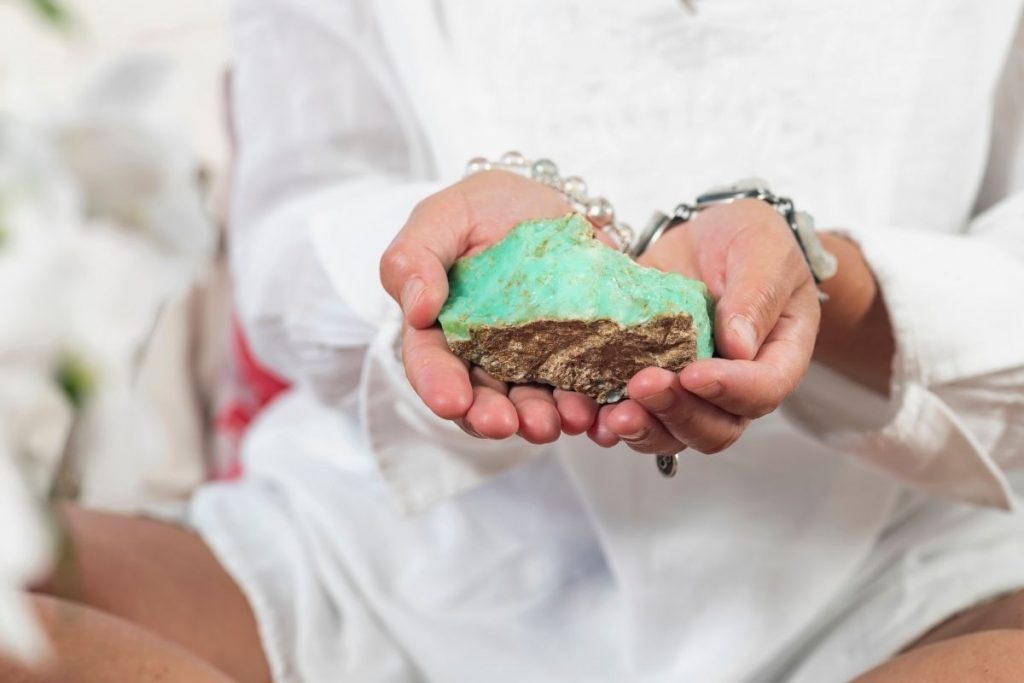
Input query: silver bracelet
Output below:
<box><xmin>632</xmin><ymin>179</ymin><xmax>838</xmax><ymax>301</ymax></box>
<box><xmin>465</xmin><ymin>152</ymin><xmax>634</xmax><ymax>252</ymax></box>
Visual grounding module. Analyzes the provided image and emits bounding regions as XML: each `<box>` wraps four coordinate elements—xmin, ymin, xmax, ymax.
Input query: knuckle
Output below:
<box><xmin>722</xmin><ymin>290</ymin><xmax>779</xmax><ymax>340</ymax></box>
<box><xmin>746</xmin><ymin>283</ymin><xmax>782</xmax><ymax>324</ymax></box>
<box><xmin>409</xmin><ymin>192</ymin><xmax>442</xmax><ymax>220</ymax></box>
<box><xmin>380</xmin><ymin>242</ymin><xmax>412</xmax><ymax>280</ymax></box>
<box><xmin>426</xmin><ymin>185</ymin><xmax>471</xmax><ymax>224</ymax></box>
<box><xmin>406</xmin><ymin>188</ymin><xmax>468</xmax><ymax>236</ymax></box>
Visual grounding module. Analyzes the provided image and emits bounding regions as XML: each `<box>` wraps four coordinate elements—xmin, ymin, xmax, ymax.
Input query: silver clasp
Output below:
<box><xmin>628</xmin><ymin>203</ymin><xmax>696</xmax><ymax>258</ymax></box>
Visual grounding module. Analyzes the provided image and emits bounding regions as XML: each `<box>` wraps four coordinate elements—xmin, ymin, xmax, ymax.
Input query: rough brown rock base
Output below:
<box><xmin>447</xmin><ymin>314</ymin><xmax>699</xmax><ymax>403</ymax></box>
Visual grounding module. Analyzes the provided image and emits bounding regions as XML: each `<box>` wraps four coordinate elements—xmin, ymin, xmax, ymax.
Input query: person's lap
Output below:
<box><xmin>28</xmin><ymin>504</ymin><xmax>270</xmax><ymax>683</ymax></box>
<box><xmin>854</xmin><ymin>631</ymin><xmax>1024</xmax><ymax>682</ymax></box>
<box><xmin>0</xmin><ymin>594</ymin><xmax>238</xmax><ymax>683</ymax></box>
<box><xmin>19</xmin><ymin>503</ymin><xmax>1024</xmax><ymax>682</ymax></box>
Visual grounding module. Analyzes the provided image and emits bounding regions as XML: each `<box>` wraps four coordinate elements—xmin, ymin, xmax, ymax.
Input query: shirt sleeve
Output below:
<box><xmin>783</xmin><ymin>22</ymin><xmax>1024</xmax><ymax>510</ymax></box>
<box><xmin>228</xmin><ymin>0</ymin><xmax>545</xmax><ymax>509</ymax></box>
<box><xmin>227</xmin><ymin>0</ymin><xmax>439</xmax><ymax>401</ymax></box>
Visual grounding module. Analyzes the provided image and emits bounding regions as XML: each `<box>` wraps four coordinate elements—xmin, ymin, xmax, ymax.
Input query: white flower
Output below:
<box><xmin>0</xmin><ymin>369</ymin><xmax>73</xmax><ymax>497</ymax></box>
<box><xmin>0</xmin><ymin>431</ymin><xmax>52</xmax><ymax>662</ymax></box>
<box><xmin>57</xmin><ymin>221</ymin><xmax>197</xmax><ymax>510</ymax></box>
<box><xmin>48</xmin><ymin>55</ymin><xmax>216</xmax><ymax>264</ymax></box>
<box><xmin>0</xmin><ymin>115</ymin><xmax>81</xmax><ymax>247</ymax></box>
<box><xmin>0</xmin><ymin>48</ymin><xmax>219</xmax><ymax>662</ymax></box>
<box><xmin>0</xmin><ymin>228</ymin><xmax>66</xmax><ymax>372</ymax></box>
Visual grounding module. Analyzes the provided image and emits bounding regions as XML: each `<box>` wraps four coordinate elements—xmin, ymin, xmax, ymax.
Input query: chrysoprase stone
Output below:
<box><xmin>439</xmin><ymin>213</ymin><xmax>714</xmax><ymax>403</ymax></box>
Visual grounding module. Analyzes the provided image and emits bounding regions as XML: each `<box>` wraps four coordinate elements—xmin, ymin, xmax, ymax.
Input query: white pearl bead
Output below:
<box><xmin>543</xmin><ymin>176</ymin><xmax>564</xmax><ymax>191</ymax></box>
<box><xmin>530</xmin><ymin>158</ymin><xmax>558</xmax><ymax>179</ymax></box>
<box><xmin>562</xmin><ymin>176</ymin><xmax>587</xmax><ymax>200</ymax></box>
<box><xmin>569</xmin><ymin>200</ymin><xmax>588</xmax><ymax>216</ymax></box>
<box><xmin>599</xmin><ymin>225</ymin><xmax>622</xmax><ymax>249</ymax></box>
<box><xmin>617</xmin><ymin>222</ymin><xmax>634</xmax><ymax>245</ymax></box>
<box><xmin>465</xmin><ymin>157</ymin><xmax>491</xmax><ymax>174</ymax></box>
<box><xmin>586</xmin><ymin>197</ymin><xmax>614</xmax><ymax>227</ymax></box>
<box><xmin>500</xmin><ymin>150</ymin><xmax>527</xmax><ymax>167</ymax></box>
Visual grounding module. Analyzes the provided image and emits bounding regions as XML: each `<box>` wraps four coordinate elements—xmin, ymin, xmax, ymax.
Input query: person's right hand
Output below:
<box><xmin>380</xmin><ymin>170</ymin><xmax>610</xmax><ymax>443</ymax></box>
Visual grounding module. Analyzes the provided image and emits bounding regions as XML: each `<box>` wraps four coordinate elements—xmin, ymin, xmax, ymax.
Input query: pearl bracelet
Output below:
<box><xmin>464</xmin><ymin>151</ymin><xmax>634</xmax><ymax>252</ymax></box>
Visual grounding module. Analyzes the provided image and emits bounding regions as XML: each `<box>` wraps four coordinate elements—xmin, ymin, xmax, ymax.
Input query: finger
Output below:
<box><xmin>587</xmin><ymin>404</ymin><xmax>621</xmax><ymax>448</ymax></box>
<box><xmin>401</xmin><ymin>324</ymin><xmax>473</xmax><ymax>420</ymax></box>
<box><xmin>380</xmin><ymin>187</ymin><xmax>469</xmax><ymax>329</ymax></box>
<box><xmin>454</xmin><ymin>418</ymin><xmax>482</xmax><ymax>439</ymax></box>
<box><xmin>463</xmin><ymin>381</ymin><xmax>519</xmax><ymax>440</ymax></box>
<box><xmin>507</xmin><ymin>384</ymin><xmax>561</xmax><ymax>444</ymax></box>
<box><xmin>714</xmin><ymin>227</ymin><xmax>812</xmax><ymax>361</ymax></box>
<box><xmin>553</xmin><ymin>389</ymin><xmax>600</xmax><ymax>435</ymax></box>
<box><xmin>604</xmin><ymin>400</ymin><xmax>686</xmax><ymax>455</ymax></box>
<box><xmin>628</xmin><ymin>368</ymin><xmax>748</xmax><ymax>454</ymax></box>
<box><xmin>681</xmin><ymin>280</ymin><xmax>821</xmax><ymax>418</ymax></box>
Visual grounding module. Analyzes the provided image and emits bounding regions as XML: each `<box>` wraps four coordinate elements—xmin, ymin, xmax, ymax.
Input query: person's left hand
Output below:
<box><xmin>589</xmin><ymin>199</ymin><xmax>821</xmax><ymax>455</ymax></box>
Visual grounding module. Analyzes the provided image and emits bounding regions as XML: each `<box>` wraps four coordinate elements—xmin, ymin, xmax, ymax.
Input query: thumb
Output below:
<box><xmin>714</xmin><ymin>244</ymin><xmax>807</xmax><ymax>361</ymax></box>
<box><xmin>380</xmin><ymin>188</ymin><xmax>468</xmax><ymax>329</ymax></box>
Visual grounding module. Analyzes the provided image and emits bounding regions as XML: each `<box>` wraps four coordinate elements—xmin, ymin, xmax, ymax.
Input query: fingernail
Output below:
<box><xmin>620</xmin><ymin>427</ymin><xmax>647</xmax><ymax>442</ymax></box>
<box><xmin>728</xmin><ymin>315</ymin><xmax>758</xmax><ymax>356</ymax></box>
<box><xmin>637</xmin><ymin>387</ymin><xmax>675</xmax><ymax>412</ymax></box>
<box><xmin>690</xmin><ymin>379</ymin><xmax>722</xmax><ymax>399</ymax></box>
<box><xmin>401</xmin><ymin>278</ymin><xmax>424</xmax><ymax>315</ymax></box>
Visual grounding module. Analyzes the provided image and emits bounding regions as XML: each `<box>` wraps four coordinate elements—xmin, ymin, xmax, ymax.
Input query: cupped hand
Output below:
<box><xmin>380</xmin><ymin>170</ymin><xmax>612</xmax><ymax>442</ymax></box>
<box><xmin>593</xmin><ymin>198</ymin><xmax>822</xmax><ymax>456</ymax></box>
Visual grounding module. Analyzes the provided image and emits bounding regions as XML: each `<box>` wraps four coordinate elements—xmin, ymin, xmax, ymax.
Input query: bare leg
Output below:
<box><xmin>853</xmin><ymin>630</ymin><xmax>1024</xmax><ymax>683</ymax></box>
<box><xmin>855</xmin><ymin>589</ymin><xmax>1024</xmax><ymax>682</ymax></box>
<box><xmin>33</xmin><ymin>504</ymin><xmax>270</xmax><ymax>683</ymax></box>
<box><xmin>904</xmin><ymin>590</ymin><xmax>1024</xmax><ymax>650</ymax></box>
<box><xmin>0</xmin><ymin>595</ymin><xmax>236</xmax><ymax>683</ymax></box>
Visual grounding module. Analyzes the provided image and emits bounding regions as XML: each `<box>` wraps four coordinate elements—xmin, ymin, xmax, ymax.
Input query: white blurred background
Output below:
<box><xmin>0</xmin><ymin>0</ymin><xmax>240</xmax><ymax>659</ymax></box>
<box><xmin>0</xmin><ymin>0</ymin><xmax>230</xmax><ymax>174</ymax></box>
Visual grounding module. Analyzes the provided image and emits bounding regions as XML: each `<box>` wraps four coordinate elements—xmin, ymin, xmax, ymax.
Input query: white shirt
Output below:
<box><xmin>212</xmin><ymin>1</ymin><xmax>1024</xmax><ymax>680</ymax></box>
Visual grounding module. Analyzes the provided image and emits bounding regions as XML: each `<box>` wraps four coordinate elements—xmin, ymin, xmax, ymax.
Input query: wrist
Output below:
<box><xmin>813</xmin><ymin>232</ymin><xmax>895</xmax><ymax>394</ymax></box>
<box><xmin>634</xmin><ymin>179</ymin><xmax>837</xmax><ymax>298</ymax></box>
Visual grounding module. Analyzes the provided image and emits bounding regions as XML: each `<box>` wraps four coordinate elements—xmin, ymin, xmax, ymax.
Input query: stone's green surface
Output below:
<box><xmin>438</xmin><ymin>214</ymin><xmax>715</xmax><ymax>402</ymax></box>
<box><xmin>440</xmin><ymin>214</ymin><xmax>714</xmax><ymax>353</ymax></box>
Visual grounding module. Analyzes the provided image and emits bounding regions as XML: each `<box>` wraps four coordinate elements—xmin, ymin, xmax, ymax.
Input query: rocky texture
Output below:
<box><xmin>439</xmin><ymin>214</ymin><xmax>714</xmax><ymax>403</ymax></box>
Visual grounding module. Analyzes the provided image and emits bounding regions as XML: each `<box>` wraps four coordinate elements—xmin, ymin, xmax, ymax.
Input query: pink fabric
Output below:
<box><xmin>214</xmin><ymin>317</ymin><xmax>290</xmax><ymax>479</ymax></box>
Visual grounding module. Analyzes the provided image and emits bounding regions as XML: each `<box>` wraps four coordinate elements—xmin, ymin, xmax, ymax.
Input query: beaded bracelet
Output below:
<box><xmin>465</xmin><ymin>151</ymin><xmax>635</xmax><ymax>252</ymax></box>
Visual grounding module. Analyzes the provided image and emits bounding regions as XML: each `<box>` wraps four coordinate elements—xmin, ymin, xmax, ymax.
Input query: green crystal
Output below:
<box><xmin>439</xmin><ymin>214</ymin><xmax>714</xmax><ymax>402</ymax></box>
